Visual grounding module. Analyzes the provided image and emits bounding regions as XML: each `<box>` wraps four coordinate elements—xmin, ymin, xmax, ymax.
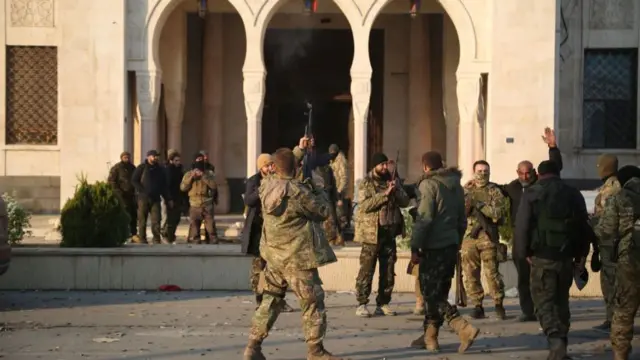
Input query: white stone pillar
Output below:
<box><xmin>136</xmin><ymin>70</ymin><xmax>162</xmax><ymax>161</ymax></box>
<box><xmin>243</xmin><ymin>70</ymin><xmax>266</xmax><ymax>176</ymax></box>
<box><xmin>456</xmin><ymin>73</ymin><xmax>481</xmax><ymax>182</ymax></box>
<box><xmin>202</xmin><ymin>14</ymin><xmax>230</xmax><ymax>213</ymax></box>
<box><xmin>350</xmin><ymin>27</ymin><xmax>373</xmax><ymax>185</ymax></box>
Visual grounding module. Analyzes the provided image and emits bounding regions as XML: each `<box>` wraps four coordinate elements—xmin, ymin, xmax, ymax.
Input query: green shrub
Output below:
<box><xmin>59</xmin><ymin>175</ymin><xmax>130</xmax><ymax>248</ymax></box>
<box><xmin>1</xmin><ymin>192</ymin><xmax>32</xmax><ymax>245</ymax></box>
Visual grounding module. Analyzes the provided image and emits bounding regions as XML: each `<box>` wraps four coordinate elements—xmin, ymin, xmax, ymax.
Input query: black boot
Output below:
<box><xmin>471</xmin><ymin>305</ymin><xmax>485</xmax><ymax>319</ymax></box>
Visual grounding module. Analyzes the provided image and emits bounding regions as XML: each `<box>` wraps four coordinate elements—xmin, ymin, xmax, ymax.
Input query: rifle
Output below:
<box><xmin>455</xmin><ymin>253</ymin><xmax>467</xmax><ymax>307</ymax></box>
<box><xmin>302</xmin><ymin>101</ymin><xmax>314</xmax><ymax>181</ymax></box>
<box><xmin>469</xmin><ymin>207</ymin><xmax>500</xmax><ymax>244</ymax></box>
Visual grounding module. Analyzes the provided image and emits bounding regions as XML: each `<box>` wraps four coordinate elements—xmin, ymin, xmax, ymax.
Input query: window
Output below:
<box><xmin>582</xmin><ymin>48</ymin><xmax>638</xmax><ymax>149</ymax></box>
<box><xmin>5</xmin><ymin>46</ymin><xmax>58</xmax><ymax>145</ymax></box>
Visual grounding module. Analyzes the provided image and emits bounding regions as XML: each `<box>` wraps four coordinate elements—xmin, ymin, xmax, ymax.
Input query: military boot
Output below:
<box><xmin>307</xmin><ymin>343</ymin><xmax>342</xmax><ymax>360</ymax></box>
<box><xmin>243</xmin><ymin>339</ymin><xmax>266</xmax><ymax>360</ymax></box>
<box><xmin>449</xmin><ymin>316</ymin><xmax>480</xmax><ymax>353</ymax></box>
<box><xmin>547</xmin><ymin>336</ymin><xmax>567</xmax><ymax>360</ymax></box>
<box><xmin>471</xmin><ymin>305</ymin><xmax>485</xmax><ymax>319</ymax></box>
<box><xmin>495</xmin><ymin>303</ymin><xmax>506</xmax><ymax>320</ymax></box>
<box><xmin>613</xmin><ymin>350</ymin><xmax>629</xmax><ymax>360</ymax></box>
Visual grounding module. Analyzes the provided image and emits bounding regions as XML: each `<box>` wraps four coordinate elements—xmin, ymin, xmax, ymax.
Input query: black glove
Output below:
<box><xmin>590</xmin><ymin>249</ymin><xmax>601</xmax><ymax>273</ymax></box>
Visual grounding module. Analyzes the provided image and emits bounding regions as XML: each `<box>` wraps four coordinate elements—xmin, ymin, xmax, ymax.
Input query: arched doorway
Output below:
<box><xmin>153</xmin><ymin>0</ymin><xmax>247</xmax><ymax>213</ymax></box>
<box><xmin>260</xmin><ymin>1</ymin><xmax>355</xmax><ymax>159</ymax></box>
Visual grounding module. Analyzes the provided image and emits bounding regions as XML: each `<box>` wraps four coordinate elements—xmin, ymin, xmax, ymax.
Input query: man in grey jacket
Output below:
<box><xmin>409</xmin><ymin>151</ymin><xmax>479</xmax><ymax>354</ymax></box>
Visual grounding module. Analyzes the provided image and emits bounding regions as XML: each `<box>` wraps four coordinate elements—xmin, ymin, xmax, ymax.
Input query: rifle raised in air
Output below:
<box><xmin>301</xmin><ymin>101</ymin><xmax>314</xmax><ymax>181</ymax></box>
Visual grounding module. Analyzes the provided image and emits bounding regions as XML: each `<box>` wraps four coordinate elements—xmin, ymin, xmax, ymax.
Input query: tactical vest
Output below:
<box><xmin>531</xmin><ymin>181</ymin><xmax>577</xmax><ymax>253</ymax></box>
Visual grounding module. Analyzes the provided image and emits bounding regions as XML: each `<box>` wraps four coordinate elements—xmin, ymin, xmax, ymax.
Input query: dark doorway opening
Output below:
<box><xmin>262</xmin><ymin>29</ymin><xmax>354</xmax><ymax>154</ymax></box>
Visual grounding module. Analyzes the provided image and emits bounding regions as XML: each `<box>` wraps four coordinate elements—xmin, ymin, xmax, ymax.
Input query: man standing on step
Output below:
<box><xmin>164</xmin><ymin>151</ymin><xmax>184</xmax><ymax>244</ymax></box>
<box><xmin>131</xmin><ymin>150</ymin><xmax>171</xmax><ymax>244</ymax></box>
<box><xmin>108</xmin><ymin>151</ymin><xmax>137</xmax><ymax>239</ymax></box>
<box><xmin>243</xmin><ymin>147</ymin><xmax>341</xmax><ymax>360</ymax></box>
<box><xmin>241</xmin><ymin>153</ymin><xmax>293</xmax><ymax>313</ymax></box>
<box><xmin>181</xmin><ymin>153</ymin><xmax>219</xmax><ymax>244</ymax></box>
<box><xmin>409</xmin><ymin>151</ymin><xmax>480</xmax><ymax>354</ymax></box>
<box><xmin>354</xmin><ymin>152</ymin><xmax>409</xmax><ymax>317</ymax></box>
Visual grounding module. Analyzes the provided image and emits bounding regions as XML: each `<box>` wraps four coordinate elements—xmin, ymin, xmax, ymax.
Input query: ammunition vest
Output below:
<box><xmin>531</xmin><ymin>181</ymin><xmax>577</xmax><ymax>254</ymax></box>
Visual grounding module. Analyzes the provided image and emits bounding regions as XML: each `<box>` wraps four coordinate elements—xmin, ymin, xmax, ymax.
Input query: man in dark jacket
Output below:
<box><xmin>131</xmin><ymin>150</ymin><xmax>171</xmax><ymax>244</ymax></box>
<box><xmin>409</xmin><ymin>151</ymin><xmax>479</xmax><ymax>353</ymax></box>
<box><xmin>164</xmin><ymin>151</ymin><xmax>184</xmax><ymax>244</ymax></box>
<box><xmin>108</xmin><ymin>151</ymin><xmax>137</xmax><ymax>237</ymax></box>
<box><xmin>515</xmin><ymin>160</ymin><xmax>593</xmax><ymax>360</ymax></box>
<box><xmin>241</xmin><ymin>153</ymin><xmax>293</xmax><ymax>312</ymax></box>
<box><xmin>504</xmin><ymin>127</ymin><xmax>563</xmax><ymax>322</ymax></box>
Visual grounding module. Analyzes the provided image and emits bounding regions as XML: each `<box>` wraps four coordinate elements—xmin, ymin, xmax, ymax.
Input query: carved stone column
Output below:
<box><xmin>136</xmin><ymin>70</ymin><xmax>162</xmax><ymax>161</ymax></box>
<box><xmin>161</xmin><ymin>8</ymin><xmax>187</xmax><ymax>152</ymax></box>
<box><xmin>456</xmin><ymin>73</ymin><xmax>482</xmax><ymax>182</ymax></box>
<box><xmin>202</xmin><ymin>14</ymin><xmax>229</xmax><ymax>214</ymax></box>
<box><xmin>350</xmin><ymin>74</ymin><xmax>371</xmax><ymax>183</ymax></box>
<box><xmin>243</xmin><ymin>70</ymin><xmax>266</xmax><ymax>177</ymax></box>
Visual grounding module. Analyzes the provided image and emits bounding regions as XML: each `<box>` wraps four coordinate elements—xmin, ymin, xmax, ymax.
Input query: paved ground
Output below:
<box><xmin>0</xmin><ymin>291</ymin><xmax>632</xmax><ymax>360</ymax></box>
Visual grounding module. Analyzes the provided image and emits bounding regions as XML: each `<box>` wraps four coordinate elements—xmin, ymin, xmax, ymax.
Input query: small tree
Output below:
<box><xmin>1</xmin><ymin>192</ymin><xmax>32</xmax><ymax>245</ymax></box>
<box><xmin>59</xmin><ymin>174</ymin><xmax>130</xmax><ymax>247</ymax></box>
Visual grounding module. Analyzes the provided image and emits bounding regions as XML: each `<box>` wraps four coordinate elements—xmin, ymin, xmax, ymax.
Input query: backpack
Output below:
<box><xmin>532</xmin><ymin>181</ymin><xmax>577</xmax><ymax>252</ymax></box>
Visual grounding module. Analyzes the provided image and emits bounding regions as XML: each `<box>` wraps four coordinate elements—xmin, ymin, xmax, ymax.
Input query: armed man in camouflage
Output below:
<box><xmin>595</xmin><ymin>165</ymin><xmax>640</xmax><ymax>360</ymax></box>
<box><xmin>515</xmin><ymin>160</ymin><xmax>592</xmax><ymax>360</ymax></box>
<box><xmin>329</xmin><ymin>144</ymin><xmax>349</xmax><ymax>234</ymax></box>
<box><xmin>108</xmin><ymin>151</ymin><xmax>137</xmax><ymax>238</ymax></box>
<box><xmin>354</xmin><ymin>153</ymin><xmax>410</xmax><ymax>317</ymax></box>
<box><xmin>180</xmin><ymin>153</ymin><xmax>219</xmax><ymax>244</ymax></box>
<box><xmin>591</xmin><ymin>154</ymin><xmax>621</xmax><ymax>332</ymax></box>
<box><xmin>243</xmin><ymin>148</ymin><xmax>341</xmax><ymax>360</ymax></box>
<box><xmin>409</xmin><ymin>151</ymin><xmax>480</xmax><ymax>354</ymax></box>
<box><xmin>462</xmin><ymin>160</ymin><xmax>508</xmax><ymax>320</ymax></box>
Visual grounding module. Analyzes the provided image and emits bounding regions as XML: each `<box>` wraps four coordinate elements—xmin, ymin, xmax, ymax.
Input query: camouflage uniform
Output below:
<box><xmin>593</xmin><ymin>175</ymin><xmax>621</xmax><ymax>324</ymax></box>
<box><xmin>594</xmin><ymin>177</ymin><xmax>640</xmax><ymax>359</ymax></box>
<box><xmin>354</xmin><ymin>172</ymin><xmax>409</xmax><ymax>308</ymax></box>
<box><xmin>330</xmin><ymin>151</ymin><xmax>349</xmax><ymax>230</ymax></box>
<box><xmin>461</xmin><ymin>182</ymin><xmax>507</xmax><ymax>308</ymax></box>
<box><xmin>107</xmin><ymin>158</ymin><xmax>137</xmax><ymax>236</ymax></box>
<box><xmin>245</xmin><ymin>174</ymin><xmax>339</xmax><ymax>359</ymax></box>
<box><xmin>180</xmin><ymin>169</ymin><xmax>219</xmax><ymax>244</ymax></box>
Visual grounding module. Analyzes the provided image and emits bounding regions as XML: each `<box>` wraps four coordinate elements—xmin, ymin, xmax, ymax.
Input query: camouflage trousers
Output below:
<box><xmin>611</xmin><ymin>252</ymin><xmax>640</xmax><ymax>356</ymax></box>
<box><xmin>137</xmin><ymin>198</ymin><xmax>162</xmax><ymax>242</ymax></box>
<box><xmin>355</xmin><ymin>227</ymin><xmax>397</xmax><ymax>306</ymax></box>
<box><xmin>118</xmin><ymin>193</ymin><xmax>137</xmax><ymax>237</ymax></box>
<box><xmin>460</xmin><ymin>235</ymin><xmax>505</xmax><ymax>305</ymax></box>
<box><xmin>530</xmin><ymin>257</ymin><xmax>573</xmax><ymax>338</ymax></box>
<box><xmin>250</xmin><ymin>256</ymin><xmax>267</xmax><ymax>294</ymax></box>
<box><xmin>599</xmin><ymin>245</ymin><xmax>617</xmax><ymax>322</ymax></box>
<box><xmin>249</xmin><ymin>266</ymin><xmax>326</xmax><ymax>345</ymax></box>
<box><xmin>418</xmin><ymin>245</ymin><xmax>462</xmax><ymax>327</ymax></box>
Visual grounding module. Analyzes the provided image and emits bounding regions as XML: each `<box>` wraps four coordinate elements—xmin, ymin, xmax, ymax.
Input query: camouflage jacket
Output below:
<box><xmin>592</xmin><ymin>175</ymin><xmax>621</xmax><ymax>229</ymax></box>
<box><xmin>330</xmin><ymin>152</ymin><xmax>348</xmax><ymax>195</ymax></box>
<box><xmin>259</xmin><ymin>175</ymin><xmax>337</xmax><ymax>271</ymax></box>
<box><xmin>107</xmin><ymin>161</ymin><xmax>136</xmax><ymax>196</ymax></box>
<box><xmin>180</xmin><ymin>169</ymin><xmax>217</xmax><ymax>207</ymax></box>
<box><xmin>595</xmin><ymin>177</ymin><xmax>640</xmax><ymax>254</ymax></box>
<box><xmin>354</xmin><ymin>172</ymin><xmax>410</xmax><ymax>245</ymax></box>
<box><xmin>463</xmin><ymin>182</ymin><xmax>508</xmax><ymax>239</ymax></box>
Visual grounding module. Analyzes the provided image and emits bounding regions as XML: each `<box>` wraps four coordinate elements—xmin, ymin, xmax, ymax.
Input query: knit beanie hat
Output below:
<box><xmin>597</xmin><ymin>154</ymin><xmax>618</xmax><ymax>179</ymax></box>
<box><xmin>370</xmin><ymin>152</ymin><xmax>388</xmax><ymax>169</ymax></box>
<box><xmin>256</xmin><ymin>153</ymin><xmax>273</xmax><ymax>170</ymax></box>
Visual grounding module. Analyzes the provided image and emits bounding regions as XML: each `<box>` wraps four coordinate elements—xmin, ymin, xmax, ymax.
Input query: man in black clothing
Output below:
<box><xmin>131</xmin><ymin>150</ymin><xmax>172</xmax><ymax>244</ymax></box>
<box><xmin>514</xmin><ymin>160</ymin><xmax>593</xmax><ymax>360</ymax></box>
<box><xmin>503</xmin><ymin>127</ymin><xmax>563</xmax><ymax>322</ymax></box>
<box><xmin>164</xmin><ymin>152</ymin><xmax>184</xmax><ymax>244</ymax></box>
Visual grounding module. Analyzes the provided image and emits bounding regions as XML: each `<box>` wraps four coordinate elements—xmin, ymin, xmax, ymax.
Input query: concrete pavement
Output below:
<box><xmin>0</xmin><ymin>291</ymin><xmax>628</xmax><ymax>360</ymax></box>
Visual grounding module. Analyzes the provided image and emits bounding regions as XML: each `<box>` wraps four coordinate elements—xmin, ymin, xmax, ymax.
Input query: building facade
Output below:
<box><xmin>0</xmin><ymin>0</ymin><xmax>633</xmax><ymax>213</ymax></box>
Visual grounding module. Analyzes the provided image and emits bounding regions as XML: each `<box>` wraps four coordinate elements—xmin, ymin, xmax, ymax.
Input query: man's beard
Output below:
<box><xmin>519</xmin><ymin>172</ymin><xmax>538</xmax><ymax>188</ymax></box>
<box><xmin>375</xmin><ymin>169</ymin><xmax>390</xmax><ymax>181</ymax></box>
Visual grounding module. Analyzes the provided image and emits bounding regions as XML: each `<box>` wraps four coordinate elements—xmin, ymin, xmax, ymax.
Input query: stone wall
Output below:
<box><xmin>0</xmin><ymin>176</ymin><xmax>60</xmax><ymax>214</ymax></box>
